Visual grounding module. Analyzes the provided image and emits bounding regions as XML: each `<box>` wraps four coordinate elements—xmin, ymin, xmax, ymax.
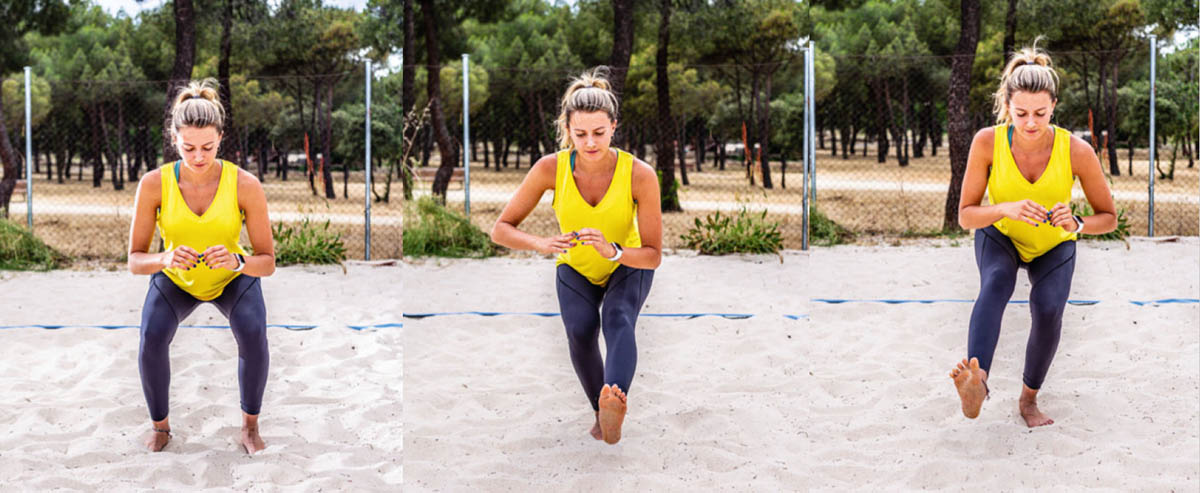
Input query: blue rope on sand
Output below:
<box><xmin>1</xmin><ymin>324</ymin><xmax>327</xmax><ymax>331</ymax></box>
<box><xmin>1129</xmin><ymin>298</ymin><xmax>1200</xmax><ymax>306</ymax></box>
<box><xmin>812</xmin><ymin>298</ymin><xmax>1101</xmax><ymax>306</ymax></box>
<box><xmin>402</xmin><ymin>311</ymin><xmax>757</xmax><ymax>320</ymax></box>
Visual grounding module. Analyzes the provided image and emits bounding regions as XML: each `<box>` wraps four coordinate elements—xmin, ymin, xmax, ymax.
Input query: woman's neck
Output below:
<box><xmin>180</xmin><ymin>160</ymin><xmax>222</xmax><ymax>184</ymax></box>
<box><xmin>1010</xmin><ymin>125</ymin><xmax>1053</xmax><ymax>153</ymax></box>
<box><xmin>574</xmin><ymin>148</ymin><xmax>616</xmax><ymax>173</ymax></box>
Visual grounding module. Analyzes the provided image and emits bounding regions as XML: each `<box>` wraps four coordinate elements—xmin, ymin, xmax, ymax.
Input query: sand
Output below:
<box><xmin>803</xmin><ymin>237</ymin><xmax>1200</xmax><ymax>490</ymax></box>
<box><xmin>0</xmin><ymin>263</ymin><xmax>403</xmax><ymax>491</ymax></box>
<box><xmin>403</xmin><ymin>253</ymin><xmax>811</xmax><ymax>490</ymax></box>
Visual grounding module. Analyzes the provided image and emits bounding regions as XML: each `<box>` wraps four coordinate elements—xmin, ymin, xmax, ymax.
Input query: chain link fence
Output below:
<box><xmin>411</xmin><ymin>63</ymin><xmax>810</xmax><ymax>249</ymax></box>
<box><xmin>813</xmin><ymin>49</ymin><xmax>1198</xmax><ymax>237</ymax></box>
<box><xmin>2</xmin><ymin>70</ymin><xmax>401</xmax><ymax>261</ymax></box>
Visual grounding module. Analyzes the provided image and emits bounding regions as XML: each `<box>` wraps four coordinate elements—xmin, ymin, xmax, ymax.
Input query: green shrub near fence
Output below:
<box><xmin>0</xmin><ymin>219</ymin><xmax>67</xmax><ymax>270</ymax></box>
<box><xmin>680</xmin><ymin>207</ymin><xmax>784</xmax><ymax>255</ymax></box>
<box><xmin>272</xmin><ymin>219</ymin><xmax>348</xmax><ymax>265</ymax></box>
<box><xmin>403</xmin><ymin>196</ymin><xmax>499</xmax><ymax>258</ymax></box>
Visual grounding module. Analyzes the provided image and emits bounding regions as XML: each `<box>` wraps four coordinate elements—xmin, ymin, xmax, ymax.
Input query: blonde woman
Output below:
<box><xmin>491</xmin><ymin>67</ymin><xmax>662</xmax><ymax>444</ymax></box>
<box><xmin>128</xmin><ymin>79</ymin><xmax>275</xmax><ymax>452</ymax></box>
<box><xmin>950</xmin><ymin>43</ymin><xmax>1116</xmax><ymax>427</ymax></box>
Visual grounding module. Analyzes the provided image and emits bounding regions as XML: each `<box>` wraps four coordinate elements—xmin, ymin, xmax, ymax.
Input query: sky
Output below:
<box><xmin>93</xmin><ymin>0</ymin><xmax>368</xmax><ymax>18</ymax></box>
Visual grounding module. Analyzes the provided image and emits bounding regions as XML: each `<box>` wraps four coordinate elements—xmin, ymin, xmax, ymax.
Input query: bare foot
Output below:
<box><xmin>142</xmin><ymin>418</ymin><xmax>171</xmax><ymax>452</ymax></box>
<box><xmin>1019</xmin><ymin>385</ymin><xmax>1054</xmax><ymax>428</ymax></box>
<box><xmin>949</xmin><ymin>357</ymin><xmax>988</xmax><ymax>419</ymax></box>
<box><xmin>241</xmin><ymin>413</ymin><xmax>266</xmax><ymax>454</ymax></box>
<box><xmin>589</xmin><ymin>412</ymin><xmax>603</xmax><ymax>441</ymax></box>
<box><xmin>598</xmin><ymin>384</ymin><xmax>627</xmax><ymax>445</ymax></box>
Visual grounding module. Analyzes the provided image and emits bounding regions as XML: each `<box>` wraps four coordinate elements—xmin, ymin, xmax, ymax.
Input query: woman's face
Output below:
<box><xmin>174</xmin><ymin>125</ymin><xmax>222</xmax><ymax>173</ymax></box>
<box><xmin>568</xmin><ymin>110</ymin><xmax>616</xmax><ymax>160</ymax></box>
<box><xmin>1009</xmin><ymin>90</ymin><xmax>1056</xmax><ymax>142</ymax></box>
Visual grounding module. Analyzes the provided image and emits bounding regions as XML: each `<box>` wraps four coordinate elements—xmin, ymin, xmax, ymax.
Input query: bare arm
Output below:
<box><xmin>128</xmin><ymin>170</ymin><xmax>199</xmax><ymax>274</ymax></box>
<box><xmin>1058</xmin><ymin>136</ymin><xmax>1116</xmax><ymax>234</ymax></box>
<box><xmin>958</xmin><ymin>128</ymin><xmax>1049</xmax><ymax>229</ymax></box>
<box><xmin>581</xmin><ymin>159</ymin><xmax>662</xmax><ymax>269</ymax></box>
<box><xmin>490</xmin><ymin>155</ymin><xmax>575</xmax><ymax>254</ymax></box>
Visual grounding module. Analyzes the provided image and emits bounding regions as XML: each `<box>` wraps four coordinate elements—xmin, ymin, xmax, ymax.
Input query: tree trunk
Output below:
<box><xmin>943</xmin><ymin>0</ymin><xmax>982</xmax><ymax>231</ymax></box>
<box><xmin>607</xmin><ymin>0</ymin><xmax>635</xmax><ymax>103</ymax></box>
<box><xmin>421</xmin><ymin>0</ymin><xmax>460</xmax><ymax>199</ymax></box>
<box><xmin>1003</xmin><ymin>0</ymin><xmax>1018</xmax><ymax>62</ymax></box>
<box><xmin>322</xmin><ymin>82</ymin><xmax>336</xmax><ymax>199</ymax></box>
<box><xmin>758</xmin><ymin>71</ymin><xmax>774</xmax><ymax>189</ymax></box>
<box><xmin>1106</xmin><ymin>57</ymin><xmax>1121</xmax><ymax>175</ymax></box>
<box><xmin>655</xmin><ymin>0</ymin><xmax>681</xmax><ymax>212</ymax></box>
<box><xmin>218</xmin><ymin>0</ymin><xmax>237</xmax><ymax>162</ymax></box>
<box><xmin>161</xmin><ymin>0</ymin><xmax>197</xmax><ymax>163</ymax></box>
<box><xmin>0</xmin><ymin>90</ymin><xmax>20</xmax><ymax>215</ymax></box>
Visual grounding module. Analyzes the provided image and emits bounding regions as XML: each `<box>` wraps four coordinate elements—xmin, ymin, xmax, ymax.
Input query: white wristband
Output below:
<box><xmin>1072</xmin><ymin>215</ymin><xmax>1085</xmax><ymax>234</ymax></box>
<box><xmin>606</xmin><ymin>242</ymin><xmax>623</xmax><ymax>262</ymax></box>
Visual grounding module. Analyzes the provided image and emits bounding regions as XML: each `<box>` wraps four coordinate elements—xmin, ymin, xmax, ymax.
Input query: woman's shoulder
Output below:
<box><xmin>1065</xmin><ymin>132</ymin><xmax>1095</xmax><ymax>158</ymax></box>
<box><xmin>972</xmin><ymin>126</ymin><xmax>997</xmax><ymax>145</ymax></box>
<box><xmin>232</xmin><ymin>164</ymin><xmax>264</xmax><ymax>189</ymax></box>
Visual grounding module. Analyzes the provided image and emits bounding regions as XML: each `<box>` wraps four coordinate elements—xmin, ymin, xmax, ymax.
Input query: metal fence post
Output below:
<box><xmin>801</xmin><ymin>46</ymin><xmax>811</xmax><ymax>251</ymax></box>
<box><xmin>364</xmin><ymin>60</ymin><xmax>373</xmax><ymax>260</ymax></box>
<box><xmin>807</xmin><ymin>41</ymin><xmax>816</xmax><ymax>204</ymax></box>
<box><xmin>24</xmin><ymin>66</ymin><xmax>33</xmax><ymax>231</ymax></box>
<box><xmin>1148</xmin><ymin>35</ymin><xmax>1156</xmax><ymax>237</ymax></box>
<box><xmin>462</xmin><ymin>54</ymin><xmax>471</xmax><ymax>221</ymax></box>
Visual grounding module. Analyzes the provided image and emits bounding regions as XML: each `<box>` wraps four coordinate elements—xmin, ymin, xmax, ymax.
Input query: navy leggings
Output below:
<box><xmin>555</xmin><ymin>264</ymin><xmax>654</xmax><ymax>411</ymax></box>
<box><xmin>139</xmin><ymin>272</ymin><xmax>269</xmax><ymax>421</ymax></box>
<box><xmin>968</xmin><ymin>226</ymin><xmax>1076</xmax><ymax>390</ymax></box>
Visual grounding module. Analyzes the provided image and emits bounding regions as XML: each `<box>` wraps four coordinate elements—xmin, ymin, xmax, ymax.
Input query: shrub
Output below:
<box><xmin>403</xmin><ymin>196</ymin><xmax>499</xmax><ymax>258</ymax></box>
<box><xmin>810</xmin><ymin>205</ymin><xmax>854</xmax><ymax>246</ymax></box>
<box><xmin>680</xmin><ymin>207</ymin><xmax>783</xmax><ymax>255</ymax></box>
<box><xmin>272</xmin><ymin>218</ymin><xmax>347</xmax><ymax>265</ymax></box>
<box><xmin>0</xmin><ymin>219</ymin><xmax>66</xmax><ymax>270</ymax></box>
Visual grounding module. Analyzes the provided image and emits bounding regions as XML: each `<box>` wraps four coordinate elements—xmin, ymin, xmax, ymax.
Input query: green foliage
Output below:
<box><xmin>810</xmin><ymin>206</ymin><xmax>854</xmax><ymax>246</ymax></box>
<box><xmin>0</xmin><ymin>219</ymin><xmax>66</xmax><ymax>270</ymax></box>
<box><xmin>1071</xmin><ymin>201</ymin><xmax>1130</xmax><ymax>242</ymax></box>
<box><xmin>272</xmin><ymin>219</ymin><xmax>348</xmax><ymax>266</ymax></box>
<box><xmin>403</xmin><ymin>196</ymin><xmax>499</xmax><ymax>258</ymax></box>
<box><xmin>680</xmin><ymin>207</ymin><xmax>784</xmax><ymax>255</ymax></box>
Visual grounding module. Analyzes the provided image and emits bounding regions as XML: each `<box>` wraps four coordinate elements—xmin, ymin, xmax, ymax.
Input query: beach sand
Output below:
<box><xmin>803</xmin><ymin>237</ymin><xmax>1200</xmax><ymax>490</ymax></box>
<box><xmin>0</xmin><ymin>264</ymin><xmax>403</xmax><ymax>491</ymax></box>
<box><xmin>403</xmin><ymin>253</ymin><xmax>811</xmax><ymax>490</ymax></box>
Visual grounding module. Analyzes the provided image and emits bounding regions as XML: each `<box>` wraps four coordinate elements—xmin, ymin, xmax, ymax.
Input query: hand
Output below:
<box><xmin>1047</xmin><ymin>202</ymin><xmax>1079</xmax><ymax>231</ymax></box>
<box><xmin>162</xmin><ymin>245</ymin><xmax>201</xmax><ymax>270</ymax></box>
<box><xmin>537</xmin><ymin>233</ymin><xmax>577</xmax><ymax>255</ymax></box>
<box><xmin>575</xmin><ymin>228</ymin><xmax>615</xmax><ymax>258</ymax></box>
<box><xmin>1002</xmin><ymin>199</ymin><xmax>1050</xmax><ymax>227</ymax></box>
<box><xmin>201</xmin><ymin>245</ymin><xmax>240</xmax><ymax>270</ymax></box>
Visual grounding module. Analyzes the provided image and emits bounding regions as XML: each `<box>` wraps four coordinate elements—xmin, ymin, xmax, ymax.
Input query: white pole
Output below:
<box><xmin>364</xmin><ymin>60</ymin><xmax>373</xmax><ymax>259</ymax></box>
<box><xmin>807</xmin><ymin>41</ymin><xmax>816</xmax><ymax>202</ymax></box>
<box><xmin>801</xmin><ymin>46</ymin><xmax>811</xmax><ymax>250</ymax></box>
<box><xmin>1148</xmin><ymin>35</ymin><xmax>1156</xmax><ymax>237</ymax></box>
<box><xmin>462</xmin><ymin>54</ymin><xmax>471</xmax><ymax>220</ymax></box>
<box><xmin>24</xmin><ymin>66</ymin><xmax>33</xmax><ymax>231</ymax></box>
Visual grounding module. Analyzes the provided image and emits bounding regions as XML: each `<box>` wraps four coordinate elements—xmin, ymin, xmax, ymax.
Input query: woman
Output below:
<box><xmin>950</xmin><ymin>43</ymin><xmax>1116</xmax><ymax>427</ymax></box>
<box><xmin>127</xmin><ymin>79</ymin><xmax>276</xmax><ymax>452</ymax></box>
<box><xmin>491</xmin><ymin>67</ymin><xmax>662</xmax><ymax>444</ymax></box>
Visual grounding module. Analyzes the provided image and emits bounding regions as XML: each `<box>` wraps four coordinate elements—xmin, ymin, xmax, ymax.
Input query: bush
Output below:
<box><xmin>810</xmin><ymin>205</ymin><xmax>854</xmax><ymax>246</ymax></box>
<box><xmin>1071</xmin><ymin>201</ymin><xmax>1130</xmax><ymax>242</ymax></box>
<box><xmin>403</xmin><ymin>196</ymin><xmax>499</xmax><ymax>258</ymax></box>
<box><xmin>680</xmin><ymin>207</ymin><xmax>783</xmax><ymax>255</ymax></box>
<box><xmin>0</xmin><ymin>219</ymin><xmax>66</xmax><ymax>270</ymax></box>
<box><xmin>272</xmin><ymin>218</ymin><xmax>347</xmax><ymax>265</ymax></box>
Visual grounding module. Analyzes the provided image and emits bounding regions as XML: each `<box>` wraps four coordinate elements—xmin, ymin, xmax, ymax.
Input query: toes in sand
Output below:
<box><xmin>951</xmin><ymin>357</ymin><xmax>987</xmax><ymax>419</ymax></box>
<box><xmin>598</xmin><ymin>384</ymin><xmax>627</xmax><ymax>445</ymax></box>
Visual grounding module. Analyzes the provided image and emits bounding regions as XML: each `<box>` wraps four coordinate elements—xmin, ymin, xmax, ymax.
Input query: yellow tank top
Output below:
<box><xmin>553</xmin><ymin>148</ymin><xmax>642</xmax><ymax>286</ymax></box>
<box><xmin>157</xmin><ymin>160</ymin><xmax>248</xmax><ymax>301</ymax></box>
<box><xmin>988</xmin><ymin>124</ymin><xmax>1077</xmax><ymax>262</ymax></box>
